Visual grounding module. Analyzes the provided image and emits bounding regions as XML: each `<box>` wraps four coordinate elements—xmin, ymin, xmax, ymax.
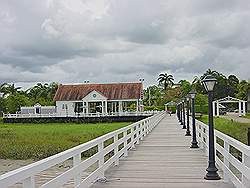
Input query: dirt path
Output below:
<box><xmin>222</xmin><ymin>113</ymin><xmax>250</xmax><ymax>123</ymax></box>
<box><xmin>0</xmin><ymin>159</ymin><xmax>34</xmax><ymax>175</ymax></box>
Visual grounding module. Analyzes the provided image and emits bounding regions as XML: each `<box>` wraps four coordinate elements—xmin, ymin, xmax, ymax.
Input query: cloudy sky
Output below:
<box><xmin>0</xmin><ymin>0</ymin><xmax>250</xmax><ymax>87</ymax></box>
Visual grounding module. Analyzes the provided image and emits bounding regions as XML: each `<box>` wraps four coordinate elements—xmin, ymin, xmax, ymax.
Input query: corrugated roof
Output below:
<box><xmin>53</xmin><ymin>83</ymin><xmax>143</xmax><ymax>101</ymax></box>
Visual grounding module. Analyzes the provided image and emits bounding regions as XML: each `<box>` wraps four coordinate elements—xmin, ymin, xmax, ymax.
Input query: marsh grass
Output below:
<box><xmin>0</xmin><ymin>122</ymin><xmax>129</xmax><ymax>160</ymax></box>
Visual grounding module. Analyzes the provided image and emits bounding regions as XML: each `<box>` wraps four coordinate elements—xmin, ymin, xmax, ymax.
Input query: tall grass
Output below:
<box><xmin>198</xmin><ymin>116</ymin><xmax>250</xmax><ymax>145</ymax></box>
<box><xmin>0</xmin><ymin>122</ymin><xmax>129</xmax><ymax>160</ymax></box>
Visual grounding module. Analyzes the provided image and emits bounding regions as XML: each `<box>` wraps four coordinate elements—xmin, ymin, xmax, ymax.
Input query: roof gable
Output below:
<box><xmin>54</xmin><ymin>83</ymin><xmax>142</xmax><ymax>101</ymax></box>
<box><xmin>83</xmin><ymin>90</ymin><xmax>107</xmax><ymax>101</ymax></box>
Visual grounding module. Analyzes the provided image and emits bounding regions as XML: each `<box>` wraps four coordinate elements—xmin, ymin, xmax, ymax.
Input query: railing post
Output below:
<box><xmin>223</xmin><ymin>141</ymin><xmax>230</xmax><ymax>182</ymax></box>
<box><xmin>98</xmin><ymin>142</ymin><xmax>105</xmax><ymax>178</ymax></box>
<box><xmin>136</xmin><ymin>124</ymin><xmax>140</xmax><ymax>144</ymax></box>
<box><xmin>114</xmin><ymin>134</ymin><xmax>119</xmax><ymax>166</ymax></box>
<box><xmin>242</xmin><ymin>152</ymin><xmax>250</xmax><ymax>187</ymax></box>
<box><xmin>73</xmin><ymin>153</ymin><xmax>81</xmax><ymax>187</ymax></box>
<box><xmin>124</xmin><ymin>131</ymin><xmax>128</xmax><ymax>157</ymax></box>
<box><xmin>248</xmin><ymin>128</ymin><xmax>250</xmax><ymax>146</ymax></box>
<box><xmin>22</xmin><ymin>176</ymin><xmax>35</xmax><ymax>188</ymax></box>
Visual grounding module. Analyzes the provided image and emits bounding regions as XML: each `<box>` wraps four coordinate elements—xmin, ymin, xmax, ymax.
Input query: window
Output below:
<box><xmin>62</xmin><ymin>104</ymin><xmax>65</xmax><ymax>109</ymax></box>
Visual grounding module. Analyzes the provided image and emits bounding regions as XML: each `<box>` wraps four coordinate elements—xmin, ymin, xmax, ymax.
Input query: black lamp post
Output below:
<box><xmin>202</xmin><ymin>75</ymin><xmax>221</xmax><ymax>180</ymax></box>
<box><xmin>185</xmin><ymin>97</ymin><xmax>191</xmax><ymax>136</ymax></box>
<box><xmin>180</xmin><ymin>102</ymin><xmax>183</xmax><ymax>124</ymax></box>
<box><xmin>189</xmin><ymin>89</ymin><xmax>199</xmax><ymax>148</ymax></box>
<box><xmin>182</xmin><ymin>99</ymin><xmax>186</xmax><ymax>129</ymax></box>
<box><xmin>177</xmin><ymin>103</ymin><xmax>180</xmax><ymax>121</ymax></box>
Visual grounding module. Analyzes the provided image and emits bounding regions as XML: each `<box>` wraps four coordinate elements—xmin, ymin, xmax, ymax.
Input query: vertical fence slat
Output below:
<box><xmin>114</xmin><ymin>134</ymin><xmax>119</xmax><ymax>166</ymax></box>
<box><xmin>223</xmin><ymin>141</ymin><xmax>230</xmax><ymax>182</ymax></box>
<box><xmin>242</xmin><ymin>153</ymin><xmax>250</xmax><ymax>187</ymax></box>
<box><xmin>98</xmin><ymin>142</ymin><xmax>104</xmax><ymax>178</ymax></box>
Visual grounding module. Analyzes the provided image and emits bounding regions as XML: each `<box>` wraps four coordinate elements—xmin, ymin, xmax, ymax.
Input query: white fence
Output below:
<box><xmin>195</xmin><ymin>119</ymin><xmax>250</xmax><ymax>188</ymax></box>
<box><xmin>3</xmin><ymin>111</ymin><xmax>157</xmax><ymax>119</ymax></box>
<box><xmin>0</xmin><ymin>112</ymin><xmax>165</xmax><ymax>188</ymax></box>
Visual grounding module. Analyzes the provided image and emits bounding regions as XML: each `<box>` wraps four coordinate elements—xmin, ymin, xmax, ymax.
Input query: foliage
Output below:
<box><xmin>178</xmin><ymin>80</ymin><xmax>191</xmax><ymax>97</ymax></box>
<box><xmin>198</xmin><ymin>116</ymin><xmax>250</xmax><ymax>145</ymax></box>
<box><xmin>194</xmin><ymin>93</ymin><xmax>208</xmax><ymax>114</ymax></box>
<box><xmin>144</xmin><ymin>106</ymin><xmax>164</xmax><ymax>111</ymax></box>
<box><xmin>143</xmin><ymin>85</ymin><xmax>164</xmax><ymax>106</ymax></box>
<box><xmin>193</xmin><ymin>69</ymin><xmax>246</xmax><ymax>100</ymax></box>
<box><xmin>157</xmin><ymin>73</ymin><xmax>174</xmax><ymax>91</ymax></box>
<box><xmin>0</xmin><ymin>122</ymin><xmax>129</xmax><ymax>160</ymax></box>
<box><xmin>236</xmin><ymin>80</ymin><xmax>250</xmax><ymax>100</ymax></box>
<box><xmin>0</xmin><ymin>82</ymin><xmax>58</xmax><ymax>114</ymax></box>
<box><xmin>4</xmin><ymin>94</ymin><xmax>32</xmax><ymax>113</ymax></box>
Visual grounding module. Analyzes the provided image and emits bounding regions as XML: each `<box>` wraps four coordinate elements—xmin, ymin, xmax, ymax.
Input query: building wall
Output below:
<box><xmin>56</xmin><ymin>101</ymin><xmax>77</xmax><ymax>116</ymax></box>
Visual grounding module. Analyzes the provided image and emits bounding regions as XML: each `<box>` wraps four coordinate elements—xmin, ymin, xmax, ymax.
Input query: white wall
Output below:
<box><xmin>56</xmin><ymin>101</ymin><xmax>77</xmax><ymax>116</ymax></box>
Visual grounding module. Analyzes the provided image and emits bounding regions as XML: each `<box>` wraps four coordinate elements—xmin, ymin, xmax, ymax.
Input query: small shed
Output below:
<box><xmin>21</xmin><ymin>103</ymin><xmax>56</xmax><ymax>115</ymax></box>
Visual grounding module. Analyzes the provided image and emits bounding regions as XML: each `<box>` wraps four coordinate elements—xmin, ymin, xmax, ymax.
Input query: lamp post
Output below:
<box><xmin>180</xmin><ymin>102</ymin><xmax>183</xmax><ymax>124</ymax></box>
<box><xmin>179</xmin><ymin>103</ymin><xmax>182</xmax><ymax>123</ymax></box>
<box><xmin>189</xmin><ymin>89</ymin><xmax>199</xmax><ymax>148</ymax></box>
<box><xmin>185</xmin><ymin>97</ymin><xmax>191</xmax><ymax>136</ymax></box>
<box><xmin>177</xmin><ymin>103</ymin><xmax>181</xmax><ymax>121</ymax></box>
<box><xmin>202</xmin><ymin>75</ymin><xmax>221</xmax><ymax>180</ymax></box>
<box><xmin>182</xmin><ymin>99</ymin><xmax>186</xmax><ymax>129</ymax></box>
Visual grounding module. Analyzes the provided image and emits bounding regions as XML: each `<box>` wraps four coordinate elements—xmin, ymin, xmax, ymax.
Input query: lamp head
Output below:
<box><xmin>189</xmin><ymin>89</ymin><xmax>197</xmax><ymax>99</ymax></box>
<box><xmin>202</xmin><ymin>75</ymin><xmax>217</xmax><ymax>92</ymax></box>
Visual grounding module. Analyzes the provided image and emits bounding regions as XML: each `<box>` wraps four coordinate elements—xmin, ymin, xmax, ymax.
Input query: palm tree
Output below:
<box><xmin>4</xmin><ymin>84</ymin><xmax>21</xmax><ymax>95</ymax></box>
<box><xmin>157</xmin><ymin>73</ymin><xmax>174</xmax><ymax>91</ymax></box>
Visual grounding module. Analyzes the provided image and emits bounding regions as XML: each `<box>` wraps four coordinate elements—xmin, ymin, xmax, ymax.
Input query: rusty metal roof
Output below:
<box><xmin>53</xmin><ymin>82</ymin><xmax>143</xmax><ymax>101</ymax></box>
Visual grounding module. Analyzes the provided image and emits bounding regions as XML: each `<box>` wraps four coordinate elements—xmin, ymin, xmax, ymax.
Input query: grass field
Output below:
<box><xmin>0</xmin><ymin>122</ymin><xmax>130</xmax><ymax>160</ymax></box>
<box><xmin>198</xmin><ymin>115</ymin><xmax>250</xmax><ymax>145</ymax></box>
<box><xmin>244</xmin><ymin>113</ymin><xmax>250</xmax><ymax>119</ymax></box>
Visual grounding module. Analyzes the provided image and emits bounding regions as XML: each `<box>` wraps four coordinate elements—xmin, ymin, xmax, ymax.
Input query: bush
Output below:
<box><xmin>144</xmin><ymin>106</ymin><xmax>164</xmax><ymax>111</ymax></box>
<box><xmin>195</xmin><ymin>105</ymin><xmax>208</xmax><ymax>114</ymax></box>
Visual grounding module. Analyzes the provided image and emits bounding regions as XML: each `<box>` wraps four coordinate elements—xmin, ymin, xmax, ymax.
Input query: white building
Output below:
<box><xmin>53</xmin><ymin>82</ymin><xmax>144</xmax><ymax>116</ymax></box>
<box><xmin>21</xmin><ymin>103</ymin><xmax>56</xmax><ymax>115</ymax></box>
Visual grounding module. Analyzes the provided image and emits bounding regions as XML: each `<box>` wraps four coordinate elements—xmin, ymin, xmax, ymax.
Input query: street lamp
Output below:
<box><xmin>185</xmin><ymin>96</ymin><xmax>191</xmax><ymax>136</ymax></box>
<box><xmin>182</xmin><ymin>98</ymin><xmax>186</xmax><ymax>129</ymax></box>
<box><xmin>189</xmin><ymin>89</ymin><xmax>199</xmax><ymax>148</ymax></box>
<box><xmin>179</xmin><ymin>102</ymin><xmax>183</xmax><ymax>124</ymax></box>
<box><xmin>177</xmin><ymin>101</ymin><xmax>181</xmax><ymax>122</ymax></box>
<box><xmin>202</xmin><ymin>75</ymin><xmax>221</xmax><ymax>180</ymax></box>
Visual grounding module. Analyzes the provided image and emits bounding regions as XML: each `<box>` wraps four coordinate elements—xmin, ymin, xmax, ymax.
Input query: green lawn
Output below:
<box><xmin>243</xmin><ymin>113</ymin><xmax>250</xmax><ymax>119</ymax></box>
<box><xmin>0</xmin><ymin>122</ymin><xmax>129</xmax><ymax>160</ymax></box>
<box><xmin>198</xmin><ymin>116</ymin><xmax>250</xmax><ymax>145</ymax></box>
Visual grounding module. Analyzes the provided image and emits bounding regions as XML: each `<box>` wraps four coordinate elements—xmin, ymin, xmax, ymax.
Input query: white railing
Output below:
<box><xmin>0</xmin><ymin>112</ymin><xmax>165</xmax><ymax>188</ymax></box>
<box><xmin>195</xmin><ymin>118</ymin><xmax>250</xmax><ymax>188</ymax></box>
<box><xmin>3</xmin><ymin>111</ymin><xmax>158</xmax><ymax>119</ymax></box>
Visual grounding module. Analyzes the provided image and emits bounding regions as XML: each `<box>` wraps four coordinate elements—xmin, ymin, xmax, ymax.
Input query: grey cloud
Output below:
<box><xmin>0</xmin><ymin>0</ymin><xmax>250</xmax><ymax>84</ymax></box>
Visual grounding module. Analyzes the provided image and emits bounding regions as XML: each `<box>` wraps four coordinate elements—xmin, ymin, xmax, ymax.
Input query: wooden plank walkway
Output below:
<box><xmin>91</xmin><ymin>115</ymin><xmax>234</xmax><ymax>188</ymax></box>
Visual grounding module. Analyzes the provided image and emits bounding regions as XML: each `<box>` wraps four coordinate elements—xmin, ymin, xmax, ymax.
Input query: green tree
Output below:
<box><xmin>178</xmin><ymin>80</ymin><xmax>191</xmax><ymax>97</ymax></box>
<box><xmin>157</xmin><ymin>73</ymin><xmax>174</xmax><ymax>91</ymax></box>
<box><xmin>4</xmin><ymin>94</ymin><xmax>31</xmax><ymax>113</ymax></box>
<box><xmin>143</xmin><ymin>85</ymin><xmax>164</xmax><ymax>106</ymax></box>
<box><xmin>236</xmin><ymin>80</ymin><xmax>249</xmax><ymax>100</ymax></box>
<box><xmin>4</xmin><ymin>84</ymin><xmax>21</xmax><ymax>95</ymax></box>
